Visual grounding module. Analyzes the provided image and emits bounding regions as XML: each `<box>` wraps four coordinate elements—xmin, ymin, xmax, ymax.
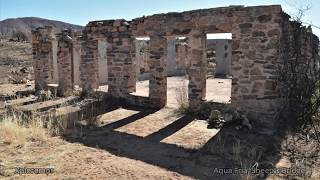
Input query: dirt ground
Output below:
<box><xmin>2</xmin><ymin>105</ymin><xmax>319</xmax><ymax>179</ymax></box>
<box><xmin>1</xmin><ymin>75</ymin><xmax>319</xmax><ymax>179</ymax></box>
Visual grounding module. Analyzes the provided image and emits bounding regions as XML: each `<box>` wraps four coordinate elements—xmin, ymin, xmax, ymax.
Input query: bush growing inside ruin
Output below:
<box><xmin>207</xmin><ymin>110</ymin><xmax>224</xmax><ymax>128</ymax></box>
<box><xmin>279</xmin><ymin>5</ymin><xmax>320</xmax><ymax>142</ymax></box>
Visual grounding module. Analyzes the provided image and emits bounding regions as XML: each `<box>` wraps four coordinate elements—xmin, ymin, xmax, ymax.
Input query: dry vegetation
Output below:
<box><xmin>0</xmin><ymin>117</ymin><xmax>47</xmax><ymax>147</ymax></box>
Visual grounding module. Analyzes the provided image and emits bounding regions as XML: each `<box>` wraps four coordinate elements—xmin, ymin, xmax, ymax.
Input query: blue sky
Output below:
<box><xmin>0</xmin><ymin>0</ymin><xmax>319</xmax><ymax>36</ymax></box>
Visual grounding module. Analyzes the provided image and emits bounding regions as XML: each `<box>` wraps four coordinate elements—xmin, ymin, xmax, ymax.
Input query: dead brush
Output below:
<box><xmin>0</xmin><ymin>110</ymin><xmax>59</xmax><ymax>147</ymax></box>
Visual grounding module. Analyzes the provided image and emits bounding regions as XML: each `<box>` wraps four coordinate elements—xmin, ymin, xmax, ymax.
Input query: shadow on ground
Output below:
<box><xmin>63</xmin><ymin>105</ymin><xmax>285</xmax><ymax>180</ymax></box>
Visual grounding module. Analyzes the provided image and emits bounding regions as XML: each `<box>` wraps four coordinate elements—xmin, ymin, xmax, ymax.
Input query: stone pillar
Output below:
<box><xmin>149</xmin><ymin>33</ymin><xmax>167</xmax><ymax>108</ymax></box>
<box><xmin>57</xmin><ymin>30</ymin><xmax>74</xmax><ymax>96</ymax></box>
<box><xmin>72</xmin><ymin>38</ymin><xmax>81</xmax><ymax>86</ymax></box>
<box><xmin>175</xmin><ymin>41</ymin><xmax>188</xmax><ymax>71</ymax></box>
<box><xmin>135</xmin><ymin>39</ymin><xmax>150</xmax><ymax>80</ymax></box>
<box><xmin>134</xmin><ymin>39</ymin><xmax>141</xmax><ymax>79</ymax></box>
<box><xmin>207</xmin><ymin>39</ymin><xmax>232</xmax><ymax>76</ymax></box>
<box><xmin>32</xmin><ymin>26</ymin><xmax>54</xmax><ymax>92</ymax></box>
<box><xmin>107</xmin><ymin>20</ymin><xmax>135</xmax><ymax>97</ymax></box>
<box><xmin>52</xmin><ymin>39</ymin><xmax>59</xmax><ymax>83</ymax></box>
<box><xmin>187</xmin><ymin>31</ymin><xmax>207</xmax><ymax>110</ymax></box>
<box><xmin>98</xmin><ymin>39</ymin><xmax>108</xmax><ymax>85</ymax></box>
<box><xmin>166</xmin><ymin>36</ymin><xmax>176</xmax><ymax>76</ymax></box>
<box><xmin>80</xmin><ymin>37</ymin><xmax>99</xmax><ymax>95</ymax></box>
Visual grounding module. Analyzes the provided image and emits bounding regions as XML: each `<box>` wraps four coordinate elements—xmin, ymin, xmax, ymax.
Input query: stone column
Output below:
<box><xmin>72</xmin><ymin>38</ymin><xmax>81</xmax><ymax>86</ymax></box>
<box><xmin>176</xmin><ymin>41</ymin><xmax>188</xmax><ymax>71</ymax></box>
<box><xmin>98</xmin><ymin>39</ymin><xmax>108</xmax><ymax>85</ymax></box>
<box><xmin>166</xmin><ymin>36</ymin><xmax>176</xmax><ymax>76</ymax></box>
<box><xmin>107</xmin><ymin>20</ymin><xmax>135</xmax><ymax>97</ymax></box>
<box><xmin>134</xmin><ymin>40</ymin><xmax>141</xmax><ymax>79</ymax></box>
<box><xmin>52</xmin><ymin>39</ymin><xmax>59</xmax><ymax>83</ymax></box>
<box><xmin>80</xmin><ymin>37</ymin><xmax>99</xmax><ymax>95</ymax></box>
<box><xmin>187</xmin><ymin>31</ymin><xmax>207</xmax><ymax>110</ymax></box>
<box><xmin>57</xmin><ymin>30</ymin><xmax>74</xmax><ymax>96</ymax></box>
<box><xmin>32</xmin><ymin>26</ymin><xmax>54</xmax><ymax>92</ymax></box>
<box><xmin>149</xmin><ymin>32</ymin><xmax>167</xmax><ymax>108</ymax></box>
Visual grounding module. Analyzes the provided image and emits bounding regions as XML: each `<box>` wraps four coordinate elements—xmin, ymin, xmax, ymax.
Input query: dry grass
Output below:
<box><xmin>0</xmin><ymin>114</ymin><xmax>51</xmax><ymax>147</ymax></box>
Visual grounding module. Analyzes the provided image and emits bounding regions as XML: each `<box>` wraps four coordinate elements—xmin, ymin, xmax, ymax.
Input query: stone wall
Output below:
<box><xmin>229</xmin><ymin>6</ymin><xmax>283</xmax><ymax>121</ymax></box>
<box><xmin>32</xmin><ymin>5</ymin><xmax>320</xmax><ymax>124</ymax></box>
<box><xmin>128</xmin><ymin>5</ymin><xmax>285</xmax><ymax>117</ymax></box>
<box><xmin>280</xmin><ymin>13</ymin><xmax>320</xmax><ymax>118</ymax></box>
<box><xmin>81</xmin><ymin>20</ymin><xmax>135</xmax><ymax>96</ymax></box>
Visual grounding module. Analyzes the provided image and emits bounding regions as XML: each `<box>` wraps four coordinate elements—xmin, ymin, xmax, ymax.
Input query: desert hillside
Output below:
<box><xmin>0</xmin><ymin>40</ymin><xmax>32</xmax><ymax>84</ymax></box>
<box><xmin>0</xmin><ymin>17</ymin><xmax>83</xmax><ymax>84</ymax></box>
<box><xmin>0</xmin><ymin>17</ymin><xmax>83</xmax><ymax>41</ymax></box>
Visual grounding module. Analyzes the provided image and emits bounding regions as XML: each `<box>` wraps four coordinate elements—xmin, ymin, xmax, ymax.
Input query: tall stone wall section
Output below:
<box><xmin>230</xmin><ymin>6</ymin><xmax>283</xmax><ymax>121</ymax></box>
<box><xmin>107</xmin><ymin>20</ymin><xmax>135</xmax><ymax>96</ymax></box>
<box><xmin>187</xmin><ymin>31</ymin><xmax>207</xmax><ymax>109</ymax></box>
<box><xmin>57</xmin><ymin>29</ymin><xmax>74</xmax><ymax>96</ymax></box>
<box><xmin>149</xmin><ymin>32</ymin><xmax>167</xmax><ymax>108</ymax></box>
<box><xmin>32</xmin><ymin>5</ymin><xmax>320</xmax><ymax>125</ymax></box>
<box><xmin>80</xmin><ymin>29</ymin><xmax>99</xmax><ymax>94</ymax></box>
<box><xmin>32</xmin><ymin>26</ymin><xmax>55</xmax><ymax>91</ymax></box>
<box><xmin>81</xmin><ymin>20</ymin><xmax>136</xmax><ymax>97</ymax></box>
<box><xmin>130</xmin><ymin>5</ymin><xmax>285</xmax><ymax>119</ymax></box>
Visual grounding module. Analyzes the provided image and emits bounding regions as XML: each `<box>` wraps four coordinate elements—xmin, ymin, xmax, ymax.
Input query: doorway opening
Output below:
<box><xmin>205</xmin><ymin>33</ymin><xmax>232</xmax><ymax>103</ymax></box>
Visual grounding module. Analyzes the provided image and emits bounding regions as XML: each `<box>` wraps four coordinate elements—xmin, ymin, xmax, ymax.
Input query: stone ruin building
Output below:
<box><xmin>32</xmin><ymin>5</ymin><xmax>320</xmax><ymax>126</ymax></box>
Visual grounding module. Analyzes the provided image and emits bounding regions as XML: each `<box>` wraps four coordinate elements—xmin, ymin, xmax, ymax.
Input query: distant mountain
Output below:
<box><xmin>0</xmin><ymin>17</ymin><xmax>83</xmax><ymax>41</ymax></box>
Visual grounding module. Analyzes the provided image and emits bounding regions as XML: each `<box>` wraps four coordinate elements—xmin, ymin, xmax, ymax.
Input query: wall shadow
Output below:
<box><xmin>145</xmin><ymin>114</ymin><xmax>195</xmax><ymax>142</ymax></box>
<box><xmin>63</xmin><ymin>108</ymin><xmax>285</xmax><ymax>179</ymax></box>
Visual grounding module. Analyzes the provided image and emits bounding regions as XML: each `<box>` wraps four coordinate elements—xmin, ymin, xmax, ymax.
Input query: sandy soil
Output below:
<box><xmin>2</xmin><ymin>103</ymin><xmax>311</xmax><ymax>179</ymax></box>
<box><xmin>0</xmin><ymin>137</ymin><xmax>192</xmax><ymax>180</ymax></box>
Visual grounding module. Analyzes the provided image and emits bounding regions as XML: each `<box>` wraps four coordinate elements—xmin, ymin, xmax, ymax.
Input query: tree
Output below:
<box><xmin>11</xmin><ymin>32</ymin><xmax>27</xmax><ymax>42</ymax></box>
